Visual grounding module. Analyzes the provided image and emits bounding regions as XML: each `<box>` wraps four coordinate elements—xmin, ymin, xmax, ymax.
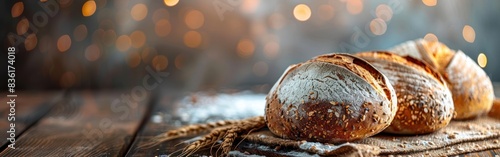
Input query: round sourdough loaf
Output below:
<box><xmin>265</xmin><ymin>53</ymin><xmax>397</xmax><ymax>143</ymax></box>
<box><xmin>390</xmin><ymin>39</ymin><xmax>494</xmax><ymax>120</ymax></box>
<box><xmin>356</xmin><ymin>51</ymin><xmax>454</xmax><ymax>134</ymax></box>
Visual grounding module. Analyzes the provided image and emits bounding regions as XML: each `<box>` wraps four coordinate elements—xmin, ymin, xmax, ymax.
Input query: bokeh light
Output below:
<box><xmin>155</xmin><ymin>19</ymin><xmax>171</xmax><ymax>37</ymax></box>
<box><xmin>293</xmin><ymin>4</ymin><xmax>311</xmax><ymax>21</ymax></box>
<box><xmin>130</xmin><ymin>30</ymin><xmax>146</xmax><ymax>48</ymax></box>
<box><xmin>11</xmin><ymin>2</ymin><xmax>24</xmax><ymax>18</ymax></box>
<box><xmin>152</xmin><ymin>9</ymin><xmax>169</xmax><ymax>23</ymax></box>
<box><xmin>152</xmin><ymin>55</ymin><xmax>168</xmax><ymax>71</ymax></box>
<box><xmin>131</xmin><ymin>3</ymin><xmax>148</xmax><ymax>21</ymax></box>
<box><xmin>85</xmin><ymin>44</ymin><xmax>101</xmax><ymax>61</ymax></box>
<box><xmin>16</xmin><ymin>18</ymin><xmax>29</xmax><ymax>35</ymax></box>
<box><xmin>185</xmin><ymin>10</ymin><xmax>204</xmax><ymax>29</ymax></box>
<box><xmin>82</xmin><ymin>0</ymin><xmax>97</xmax><ymax>17</ymax></box>
<box><xmin>128</xmin><ymin>51</ymin><xmax>142</xmax><ymax>68</ymax></box>
<box><xmin>422</xmin><ymin>0</ymin><xmax>437</xmax><ymax>7</ymax></box>
<box><xmin>370</xmin><ymin>18</ymin><xmax>387</xmax><ymax>35</ymax></box>
<box><xmin>57</xmin><ymin>35</ymin><xmax>72</xmax><ymax>52</ymax></box>
<box><xmin>116</xmin><ymin>35</ymin><xmax>132</xmax><ymax>52</ymax></box>
<box><xmin>237</xmin><ymin>39</ymin><xmax>255</xmax><ymax>58</ymax></box>
<box><xmin>183</xmin><ymin>31</ymin><xmax>202</xmax><ymax>48</ymax></box>
<box><xmin>240</xmin><ymin>0</ymin><xmax>260</xmax><ymax>13</ymax></box>
<box><xmin>424</xmin><ymin>33</ymin><xmax>439</xmax><ymax>42</ymax></box>
<box><xmin>477</xmin><ymin>53</ymin><xmax>487</xmax><ymax>68</ymax></box>
<box><xmin>164</xmin><ymin>0</ymin><xmax>179</xmax><ymax>7</ymax></box>
<box><xmin>318</xmin><ymin>5</ymin><xmax>335</xmax><ymax>20</ymax></box>
<box><xmin>346</xmin><ymin>0</ymin><xmax>363</xmax><ymax>15</ymax></box>
<box><xmin>463</xmin><ymin>25</ymin><xmax>476</xmax><ymax>43</ymax></box>
<box><xmin>264</xmin><ymin>41</ymin><xmax>280</xmax><ymax>59</ymax></box>
<box><xmin>73</xmin><ymin>24</ymin><xmax>88</xmax><ymax>42</ymax></box>
<box><xmin>376</xmin><ymin>4</ymin><xmax>393</xmax><ymax>22</ymax></box>
<box><xmin>24</xmin><ymin>34</ymin><xmax>38</xmax><ymax>51</ymax></box>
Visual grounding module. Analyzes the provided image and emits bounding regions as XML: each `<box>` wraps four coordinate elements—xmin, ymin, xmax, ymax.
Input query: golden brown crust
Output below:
<box><xmin>390</xmin><ymin>39</ymin><xmax>495</xmax><ymax>120</ymax></box>
<box><xmin>265</xmin><ymin>53</ymin><xmax>397</xmax><ymax>143</ymax></box>
<box><xmin>489</xmin><ymin>98</ymin><xmax>500</xmax><ymax>119</ymax></box>
<box><xmin>446</xmin><ymin>51</ymin><xmax>495</xmax><ymax>119</ymax></box>
<box><xmin>356</xmin><ymin>51</ymin><xmax>454</xmax><ymax>134</ymax></box>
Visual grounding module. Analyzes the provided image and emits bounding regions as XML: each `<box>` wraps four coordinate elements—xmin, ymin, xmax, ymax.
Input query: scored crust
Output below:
<box><xmin>356</xmin><ymin>51</ymin><xmax>454</xmax><ymax>134</ymax></box>
<box><xmin>265</xmin><ymin>53</ymin><xmax>397</xmax><ymax>143</ymax></box>
<box><xmin>390</xmin><ymin>39</ymin><xmax>495</xmax><ymax>120</ymax></box>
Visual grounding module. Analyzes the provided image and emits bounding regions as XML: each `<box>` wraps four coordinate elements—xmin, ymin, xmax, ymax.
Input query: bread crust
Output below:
<box><xmin>390</xmin><ymin>39</ymin><xmax>494</xmax><ymax>120</ymax></box>
<box><xmin>265</xmin><ymin>54</ymin><xmax>397</xmax><ymax>143</ymax></box>
<box><xmin>489</xmin><ymin>98</ymin><xmax>500</xmax><ymax>119</ymax></box>
<box><xmin>356</xmin><ymin>51</ymin><xmax>454</xmax><ymax>134</ymax></box>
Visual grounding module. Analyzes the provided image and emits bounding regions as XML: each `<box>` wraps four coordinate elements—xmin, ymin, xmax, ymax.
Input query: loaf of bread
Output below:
<box><xmin>265</xmin><ymin>53</ymin><xmax>397</xmax><ymax>143</ymax></box>
<box><xmin>390</xmin><ymin>39</ymin><xmax>494</xmax><ymax>120</ymax></box>
<box><xmin>488</xmin><ymin>98</ymin><xmax>500</xmax><ymax>119</ymax></box>
<box><xmin>356</xmin><ymin>51</ymin><xmax>454</xmax><ymax>134</ymax></box>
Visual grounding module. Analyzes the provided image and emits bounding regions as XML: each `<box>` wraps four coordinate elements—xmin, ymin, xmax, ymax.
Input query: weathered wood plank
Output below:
<box><xmin>125</xmin><ymin>91</ymin><xmax>267</xmax><ymax>157</ymax></box>
<box><xmin>0</xmin><ymin>91</ymin><xmax>151</xmax><ymax>156</ymax></box>
<box><xmin>0</xmin><ymin>92</ymin><xmax>62</xmax><ymax>149</ymax></box>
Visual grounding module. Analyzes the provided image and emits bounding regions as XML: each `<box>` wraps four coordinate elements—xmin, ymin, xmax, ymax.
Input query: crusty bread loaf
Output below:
<box><xmin>356</xmin><ymin>51</ymin><xmax>454</xmax><ymax>134</ymax></box>
<box><xmin>390</xmin><ymin>39</ymin><xmax>494</xmax><ymax>120</ymax></box>
<box><xmin>265</xmin><ymin>53</ymin><xmax>397</xmax><ymax>143</ymax></box>
<box><xmin>488</xmin><ymin>98</ymin><xmax>500</xmax><ymax>119</ymax></box>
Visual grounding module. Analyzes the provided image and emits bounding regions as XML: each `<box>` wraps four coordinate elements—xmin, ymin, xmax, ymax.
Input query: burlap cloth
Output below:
<box><xmin>237</xmin><ymin>116</ymin><xmax>500</xmax><ymax>156</ymax></box>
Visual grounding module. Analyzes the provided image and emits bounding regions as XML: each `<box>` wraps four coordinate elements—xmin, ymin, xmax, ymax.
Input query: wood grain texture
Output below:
<box><xmin>0</xmin><ymin>92</ymin><xmax>62</xmax><ymax>148</ymax></box>
<box><xmin>0</xmin><ymin>91</ymin><xmax>151</xmax><ymax>156</ymax></box>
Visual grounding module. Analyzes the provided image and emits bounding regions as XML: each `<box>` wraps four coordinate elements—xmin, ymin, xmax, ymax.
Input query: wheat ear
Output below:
<box><xmin>220</xmin><ymin>116</ymin><xmax>266</xmax><ymax>156</ymax></box>
<box><xmin>139</xmin><ymin>119</ymin><xmax>240</xmax><ymax>148</ymax></box>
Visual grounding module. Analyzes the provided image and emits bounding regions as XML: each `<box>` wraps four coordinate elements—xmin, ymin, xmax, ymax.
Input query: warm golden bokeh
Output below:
<box><xmin>131</xmin><ymin>3</ymin><xmax>148</xmax><ymax>21</ymax></box>
<box><xmin>155</xmin><ymin>19</ymin><xmax>171</xmax><ymax>37</ymax></box>
<box><xmin>183</xmin><ymin>31</ymin><xmax>202</xmax><ymax>48</ymax></box>
<box><xmin>82</xmin><ymin>0</ymin><xmax>97</xmax><ymax>17</ymax></box>
<box><xmin>422</xmin><ymin>0</ymin><xmax>437</xmax><ymax>6</ymax></box>
<box><xmin>85</xmin><ymin>44</ymin><xmax>101</xmax><ymax>61</ymax></box>
<box><xmin>376</xmin><ymin>4</ymin><xmax>393</xmax><ymax>22</ymax></box>
<box><xmin>463</xmin><ymin>25</ymin><xmax>476</xmax><ymax>43</ymax></box>
<box><xmin>264</xmin><ymin>41</ymin><xmax>280</xmax><ymax>59</ymax></box>
<box><xmin>11</xmin><ymin>2</ymin><xmax>24</xmax><ymax>18</ymax></box>
<box><xmin>16</xmin><ymin>18</ymin><xmax>29</xmax><ymax>35</ymax></box>
<box><xmin>293</xmin><ymin>4</ymin><xmax>311</xmax><ymax>21</ymax></box>
<box><xmin>240</xmin><ymin>0</ymin><xmax>260</xmax><ymax>13</ymax></box>
<box><xmin>346</xmin><ymin>0</ymin><xmax>363</xmax><ymax>15</ymax></box>
<box><xmin>370</xmin><ymin>18</ymin><xmax>387</xmax><ymax>35</ymax></box>
<box><xmin>253</xmin><ymin>61</ymin><xmax>268</xmax><ymax>76</ymax></box>
<box><xmin>164</xmin><ymin>0</ymin><xmax>179</xmax><ymax>7</ymax></box>
<box><xmin>152</xmin><ymin>55</ymin><xmax>168</xmax><ymax>71</ymax></box>
<box><xmin>185</xmin><ymin>10</ymin><xmax>204</xmax><ymax>29</ymax></box>
<box><xmin>237</xmin><ymin>39</ymin><xmax>255</xmax><ymax>58</ymax></box>
<box><xmin>25</xmin><ymin>34</ymin><xmax>38</xmax><ymax>51</ymax></box>
<box><xmin>424</xmin><ymin>33</ymin><xmax>439</xmax><ymax>42</ymax></box>
<box><xmin>116</xmin><ymin>35</ymin><xmax>132</xmax><ymax>52</ymax></box>
<box><xmin>130</xmin><ymin>30</ymin><xmax>146</xmax><ymax>48</ymax></box>
<box><xmin>57</xmin><ymin>35</ymin><xmax>72</xmax><ymax>52</ymax></box>
<box><xmin>128</xmin><ymin>51</ymin><xmax>142</xmax><ymax>68</ymax></box>
<box><xmin>477</xmin><ymin>53</ymin><xmax>487</xmax><ymax>68</ymax></box>
<box><xmin>318</xmin><ymin>5</ymin><xmax>335</xmax><ymax>20</ymax></box>
<box><xmin>152</xmin><ymin>9</ymin><xmax>169</xmax><ymax>23</ymax></box>
<box><xmin>74</xmin><ymin>24</ymin><xmax>88</xmax><ymax>42</ymax></box>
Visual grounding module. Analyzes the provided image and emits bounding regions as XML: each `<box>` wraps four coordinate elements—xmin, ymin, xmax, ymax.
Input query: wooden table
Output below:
<box><xmin>0</xmin><ymin>85</ymin><xmax>499</xmax><ymax>156</ymax></box>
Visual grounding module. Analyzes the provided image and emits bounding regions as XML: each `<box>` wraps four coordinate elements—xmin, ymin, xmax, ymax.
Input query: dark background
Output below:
<box><xmin>1</xmin><ymin>0</ymin><xmax>499</xmax><ymax>93</ymax></box>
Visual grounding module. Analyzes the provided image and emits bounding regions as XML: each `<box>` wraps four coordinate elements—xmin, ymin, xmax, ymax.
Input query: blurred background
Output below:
<box><xmin>1</xmin><ymin>0</ymin><xmax>498</xmax><ymax>92</ymax></box>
